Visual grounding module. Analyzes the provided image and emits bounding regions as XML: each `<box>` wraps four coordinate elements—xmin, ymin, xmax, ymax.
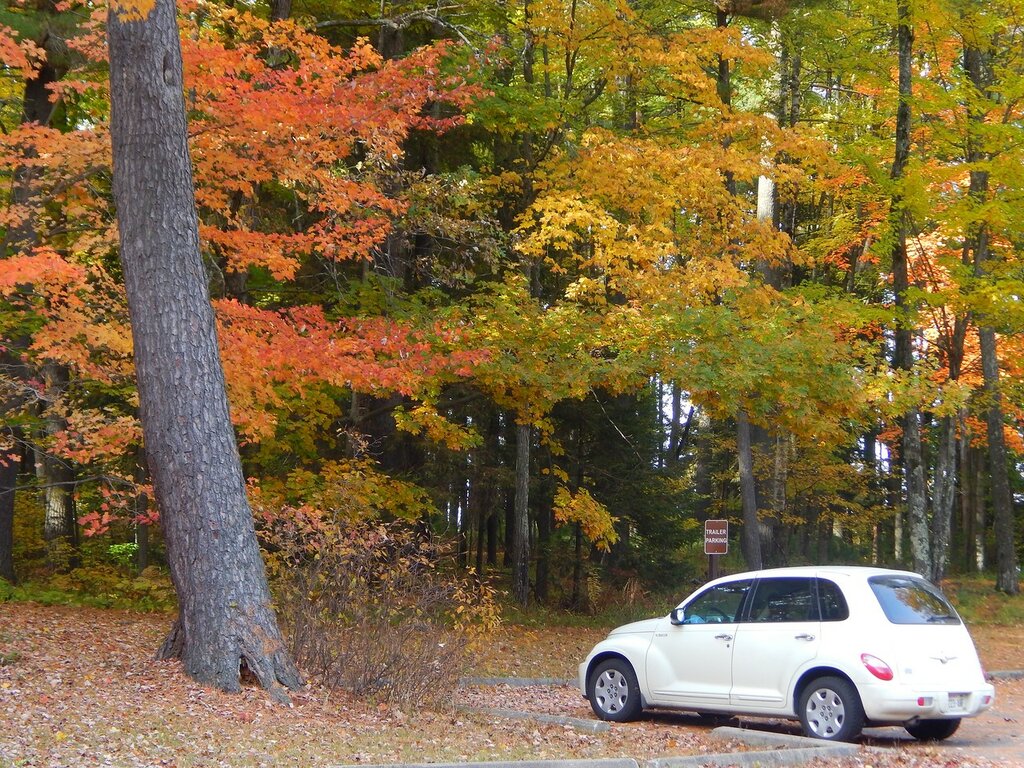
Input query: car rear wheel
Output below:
<box><xmin>905</xmin><ymin>718</ymin><xmax>961</xmax><ymax>741</ymax></box>
<box><xmin>798</xmin><ymin>676</ymin><xmax>864</xmax><ymax>741</ymax></box>
<box><xmin>588</xmin><ymin>658</ymin><xmax>642</xmax><ymax>722</ymax></box>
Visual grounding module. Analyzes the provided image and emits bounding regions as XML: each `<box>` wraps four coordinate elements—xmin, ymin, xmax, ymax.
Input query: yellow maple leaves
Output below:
<box><xmin>108</xmin><ymin>0</ymin><xmax>157</xmax><ymax>23</ymax></box>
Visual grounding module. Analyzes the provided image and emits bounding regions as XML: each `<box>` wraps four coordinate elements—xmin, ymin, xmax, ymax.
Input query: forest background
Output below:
<box><xmin>1</xmin><ymin>0</ymin><xmax>1023</xmax><ymax>686</ymax></box>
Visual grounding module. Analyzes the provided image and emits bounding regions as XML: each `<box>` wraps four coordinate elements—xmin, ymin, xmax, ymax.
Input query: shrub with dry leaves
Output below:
<box><xmin>259</xmin><ymin>510</ymin><xmax>499</xmax><ymax>708</ymax></box>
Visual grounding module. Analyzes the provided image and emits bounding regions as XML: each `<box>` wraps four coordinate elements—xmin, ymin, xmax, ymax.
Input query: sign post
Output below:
<box><xmin>704</xmin><ymin>519</ymin><xmax>729</xmax><ymax>579</ymax></box>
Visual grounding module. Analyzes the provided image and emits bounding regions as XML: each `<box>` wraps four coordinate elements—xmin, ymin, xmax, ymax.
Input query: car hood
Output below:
<box><xmin>607</xmin><ymin>617</ymin><xmax>663</xmax><ymax>637</ymax></box>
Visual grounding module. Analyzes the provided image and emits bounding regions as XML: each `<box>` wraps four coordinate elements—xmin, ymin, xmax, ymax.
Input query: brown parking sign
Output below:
<box><xmin>704</xmin><ymin>519</ymin><xmax>729</xmax><ymax>555</ymax></box>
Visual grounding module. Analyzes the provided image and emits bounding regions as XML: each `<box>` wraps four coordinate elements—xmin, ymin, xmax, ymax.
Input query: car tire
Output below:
<box><xmin>798</xmin><ymin>676</ymin><xmax>864</xmax><ymax>741</ymax></box>
<box><xmin>905</xmin><ymin>718</ymin><xmax>961</xmax><ymax>741</ymax></box>
<box><xmin>588</xmin><ymin>658</ymin><xmax>642</xmax><ymax>722</ymax></box>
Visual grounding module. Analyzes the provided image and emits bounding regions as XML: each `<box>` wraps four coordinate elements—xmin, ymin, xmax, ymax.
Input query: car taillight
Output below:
<box><xmin>861</xmin><ymin>653</ymin><xmax>894</xmax><ymax>681</ymax></box>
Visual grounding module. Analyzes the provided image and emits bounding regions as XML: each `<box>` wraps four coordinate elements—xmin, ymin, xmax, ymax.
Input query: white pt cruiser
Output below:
<box><xmin>578</xmin><ymin>566</ymin><xmax>995</xmax><ymax>741</ymax></box>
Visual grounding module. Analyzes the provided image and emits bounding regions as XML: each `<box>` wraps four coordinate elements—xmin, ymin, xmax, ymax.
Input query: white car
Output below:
<box><xmin>578</xmin><ymin>566</ymin><xmax>995</xmax><ymax>742</ymax></box>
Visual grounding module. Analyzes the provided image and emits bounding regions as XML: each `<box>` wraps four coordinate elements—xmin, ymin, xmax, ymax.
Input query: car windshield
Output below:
<box><xmin>869</xmin><ymin>575</ymin><xmax>961</xmax><ymax>625</ymax></box>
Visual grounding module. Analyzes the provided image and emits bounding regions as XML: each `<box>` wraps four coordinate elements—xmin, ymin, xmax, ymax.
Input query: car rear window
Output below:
<box><xmin>868</xmin><ymin>575</ymin><xmax>961</xmax><ymax>625</ymax></box>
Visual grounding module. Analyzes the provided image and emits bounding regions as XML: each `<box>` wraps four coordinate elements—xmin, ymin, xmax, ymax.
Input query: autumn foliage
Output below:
<box><xmin>2</xmin><ymin>0</ymin><xmax>1023</xmax><ymax>620</ymax></box>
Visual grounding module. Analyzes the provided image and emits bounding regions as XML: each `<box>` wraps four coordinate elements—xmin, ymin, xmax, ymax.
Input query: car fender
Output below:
<box><xmin>582</xmin><ymin>626</ymin><xmax>659</xmax><ymax>702</ymax></box>
<box><xmin>787</xmin><ymin>651</ymin><xmax>867</xmax><ymax>715</ymax></box>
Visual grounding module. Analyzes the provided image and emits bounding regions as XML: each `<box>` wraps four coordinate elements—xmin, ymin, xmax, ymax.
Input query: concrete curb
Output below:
<box><xmin>461</xmin><ymin>678</ymin><xmax>577</xmax><ymax>687</ymax></box>
<box><xmin>987</xmin><ymin>669</ymin><xmax>1024</xmax><ymax>681</ymax></box>
<box><xmin>645</xmin><ymin>743</ymin><xmax>857</xmax><ymax>768</ymax></box>
<box><xmin>457</xmin><ymin>705</ymin><xmax>610</xmax><ymax>733</ymax></box>
<box><xmin>336</xmin><ymin>761</ymin><xmax>639</xmax><ymax>768</ymax></box>
<box><xmin>708</xmin><ymin>727</ymin><xmax>839</xmax><ymax>751</ymax></box>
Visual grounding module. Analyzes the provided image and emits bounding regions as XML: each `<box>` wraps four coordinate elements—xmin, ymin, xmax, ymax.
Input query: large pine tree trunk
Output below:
<box><xmin>107</xmin><ymin>0</ymin><xmax>302</xmax><ymax>698</ymax></box>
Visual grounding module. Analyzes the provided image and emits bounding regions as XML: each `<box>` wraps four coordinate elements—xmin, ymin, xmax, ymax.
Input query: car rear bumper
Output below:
<box><xmin>860</xmin><ymin>681</ymin><xmax>995</xmax><ymax>721</ymax></box>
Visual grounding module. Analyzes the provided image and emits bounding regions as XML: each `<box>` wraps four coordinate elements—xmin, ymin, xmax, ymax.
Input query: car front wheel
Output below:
<box><xmin>905</xmin><ymin>718</ymin><xmax>961</xmax><ymax>741</ymax></box>
<box><xmin>588</xmin><ymin>658</ymin><xmax>642</xmax><ymax>722</ymax></box>
<box><xmin>798</xmin><ymin>676</ymin><xmax>864</xmax><ymax>741</ymax></box>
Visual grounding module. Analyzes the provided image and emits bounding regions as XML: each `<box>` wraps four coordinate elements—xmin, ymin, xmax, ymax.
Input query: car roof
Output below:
<box><xmin>707</xmin><ymin>565</ymin><xmax>924</xmax><ymax>584</ymax></box>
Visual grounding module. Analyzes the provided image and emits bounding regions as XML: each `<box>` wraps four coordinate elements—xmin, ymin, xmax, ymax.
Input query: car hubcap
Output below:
<box><xmin>595</xmin><ymin>669</ymin><xmax>629</xmax><ymax>714</ymax></box>
<box><xmin>805</xmin><ymin>687</ymin><xmax>846</xmax><ymax>738</ymax></box>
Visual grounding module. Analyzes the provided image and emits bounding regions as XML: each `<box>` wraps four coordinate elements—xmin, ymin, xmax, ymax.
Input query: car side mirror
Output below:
<box><xmin>670</xmin><ymin>607</ymin><xmax>686</xmax><ymax>625</ymax></box>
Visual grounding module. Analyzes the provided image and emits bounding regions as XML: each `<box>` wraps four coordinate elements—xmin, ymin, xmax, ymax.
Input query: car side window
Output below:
<box><xmin>746</xmin><ymin>577</ymin><xmax>817</xmax><ymax>622</ymax></box>
<box><xmin>816</xmin><ymin>578</ymin><xmax>850</xmax><ymax>621</ymax></box>
<box><xmin>682</xmin><ymin>579</ymin><xmax>751</xmax><ymax>624</ymax></box>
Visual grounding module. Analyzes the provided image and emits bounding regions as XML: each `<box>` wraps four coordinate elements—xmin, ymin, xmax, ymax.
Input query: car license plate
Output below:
<box><xmin>948</xmin><ymin>693</ymin><xmax>968</xmax><ymax>712</ymax></box>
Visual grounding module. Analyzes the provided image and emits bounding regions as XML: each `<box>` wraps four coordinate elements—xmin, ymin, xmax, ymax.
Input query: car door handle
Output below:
<box><xmin>715</xmin><ymin>634</ymin><xmax>733</xmax><ymax>641</ymax></box>
<box><xmin>795</xmin><ymin>633</ymin><xmax>816</xmax><ymax>641</ymax></box>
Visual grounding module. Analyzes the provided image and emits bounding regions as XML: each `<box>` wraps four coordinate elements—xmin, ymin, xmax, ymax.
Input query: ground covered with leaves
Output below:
<box><xmin>1</xmin><ymin>603</ymin><xmax>1021</xmax><ymax>767</ymax></box>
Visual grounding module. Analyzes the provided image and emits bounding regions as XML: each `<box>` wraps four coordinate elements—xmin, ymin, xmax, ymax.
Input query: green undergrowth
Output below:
<box><xmin>944</xmin><ymin>576</ymin><xmax>1024</xmax><ymax>625</ymax></box>
<box><xmin>0</xmin><ymin>565</ymin><xmax>176</xmax><ymax>612</ymax></box>
<box><xmin>499</xmin><ymin>573</ymin><xmax>1024</xmax><ymax>630</ymax></box>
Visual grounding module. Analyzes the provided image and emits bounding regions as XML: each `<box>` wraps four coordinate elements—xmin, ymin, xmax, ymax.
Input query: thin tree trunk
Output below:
<box><xmin>0</xmin><ymin>441</ymin><xmax>18</xmax><ymax>583</ymax></box>
<box><xmin>107</xmin><ymin>0</ymin><xmax>301</xmax><ymax>698</ymax></box>
<box><xmin>1</xmin><ymin>23</ymin><xmax>65</xmax><ymax>583</ymax></box>
<box><xmin>134</xmin><ymin>451</ymin><xmax>151</xmax><ymax>573</ymax></box>
<box><xmin>535</xmin><ymin>501</ymin><xmax>550</xmax><ymax>604</ymax></box>
<box><xmin>890</xmin><ymin>0</ymin><xmax>929</xmax><ymax>575</ymax></box>
<box><xmin>972</xmin><ymin>446</ymin><xmax>987</xmax><ymax>572</ymax></box>
<box><xmin>503</xmin><ymin>484</ymin><xmax>514</xmax><ymax>568</ymax></box>
<box><xmin>511</xmin><ymin>422</ymin><xmax>531</xmax><ymax>605</ymax></box>
<box><xmin>930</xmin><ymin>415</ymin><xmax>956</xmax><ymax>581</ymax></box>
<box><xmin>35</xmin><ymin>363</ymin><xmax>78</xmax><ymax>571</ymax></box>
<box><xmin>902</xmin><ymin>410</ymin><xmax>930</xmax><ymax>574</ymax></box>
<box><xmin>475</xmin><ymin>478</ymin><xmax>487</xmax><ymax>575</ymax></box>
<box><xmin>457</xmin><ymin>475</ymin><xmax>470</xmax><ymax>568</ymax></box>
<box><xmin>716</xmin><ymin>7</ymin><xmax>761</xmax><ymax>572</ymax></box>
<box><xmin>693</xmin><ymin>415</ymin><xmax>713</xmax><ymax>521</ymax></box>
<box><xmin>736</xmin><ymin>410</ymin><xmax>762</xmax><ymax>570</ymax></box>
<box><xmin>960</xmin><ymin>426</ymin><xmax>986</xmax><ymax>572</ymax></box>
<box><xmin>572</xmin><ymin>523</ymin><xmax>583</xmax><ymax>610</ymax></box>
<box><xmin>962</xmin><ymin>41</ymin><xmax>1018</xmax><ymax>595</ymax></box>
<box><xmin>486</xmin><ymin>508</ymin><xmax>498</xmax><ymax>566</ymax></box>
<box><xmin>978</xmin><ymin>326</ymin><xmax>1018</xmax><ymax>594</ymax></box>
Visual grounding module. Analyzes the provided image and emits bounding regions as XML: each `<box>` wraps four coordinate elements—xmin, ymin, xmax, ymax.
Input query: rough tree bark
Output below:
<box><xmin>107</xmin><ymin>0</ymin><xmax>302</xmax><ymax>698</ymax></box>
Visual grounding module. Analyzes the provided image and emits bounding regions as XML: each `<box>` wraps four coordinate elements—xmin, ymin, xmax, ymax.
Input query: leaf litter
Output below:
<box><xmin>1</xmin><ymin>603</ymin><xmax>1018</xmax><ymax>767</ymax></box>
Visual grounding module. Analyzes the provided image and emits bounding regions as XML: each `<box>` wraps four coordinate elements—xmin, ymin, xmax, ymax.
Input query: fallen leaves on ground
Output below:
<box><xmin>0</xmin><ymin>603</ymin><xmax>1018</xmax><ymax>768</ymax></box>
